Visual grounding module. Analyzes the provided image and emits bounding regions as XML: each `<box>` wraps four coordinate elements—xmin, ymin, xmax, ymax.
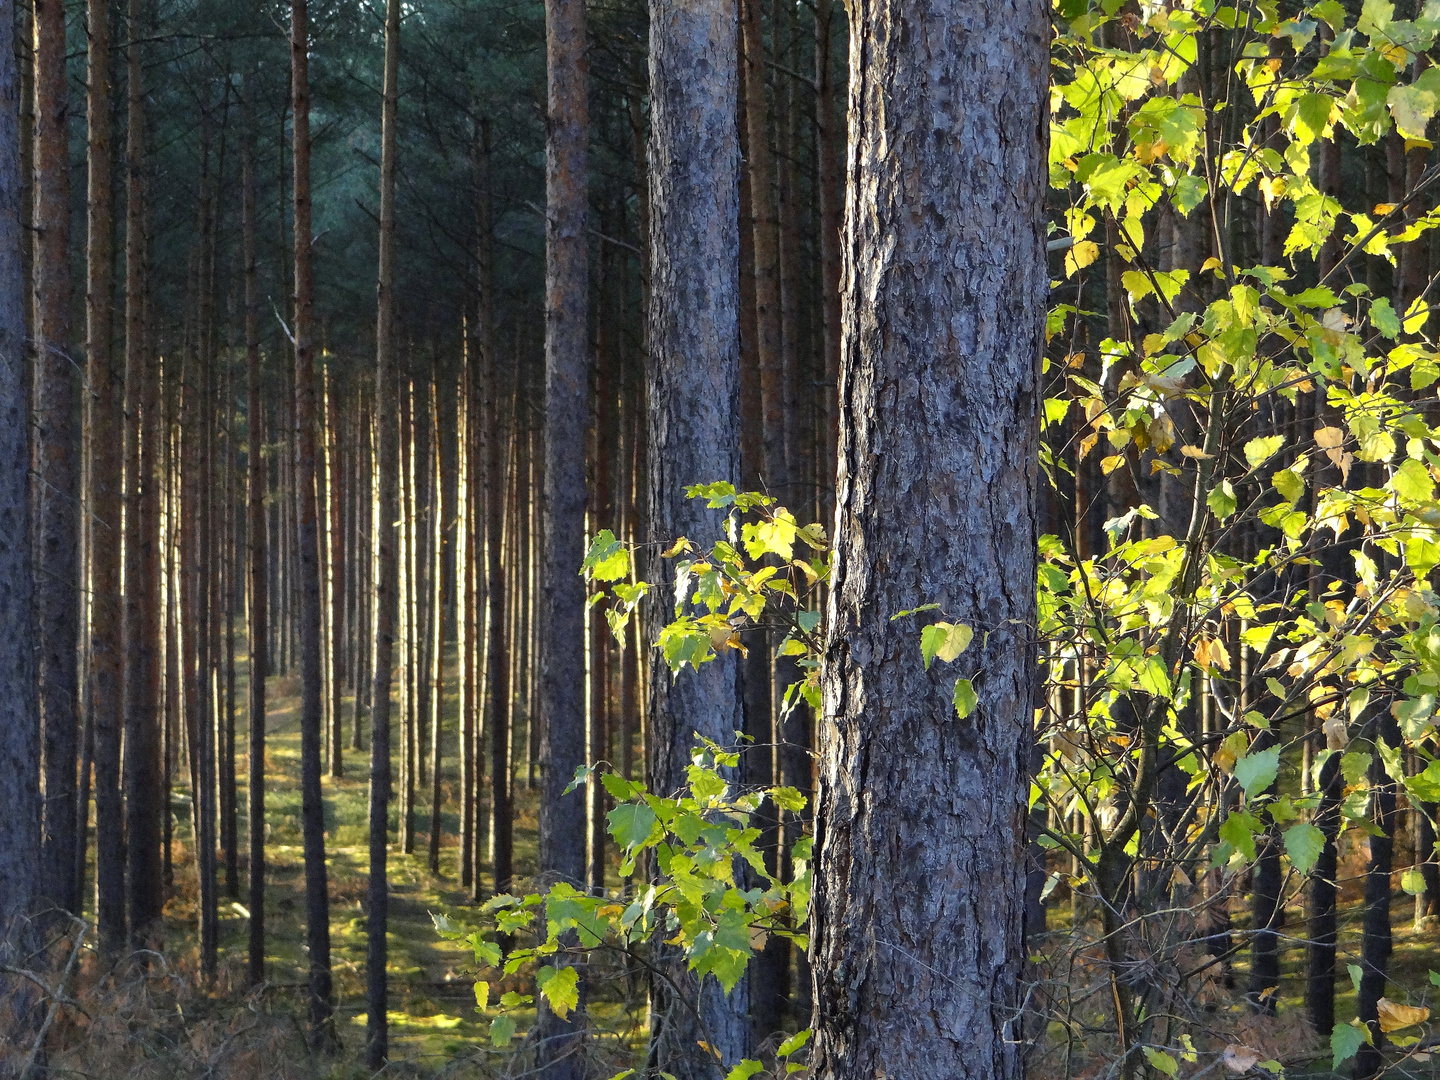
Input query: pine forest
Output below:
<box><xmin>8</xmin><ymin>0</ymin><xmax>1440</xmax><ymax>1078</ymax></box>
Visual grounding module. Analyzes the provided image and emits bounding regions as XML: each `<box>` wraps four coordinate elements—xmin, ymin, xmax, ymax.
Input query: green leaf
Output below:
<box><xmin>890</xmin><ymin>603</ymin><xmax>941</xmax><ymax>621</ymax></box>
<box><xmin>1293</xmin><ymin>92</ymin><xmax>1335</xmax><ymax>146</ymax></box>
<box><xmin>475</xmin><ymin>980</ymin><xmax>490</xmax><ymax>1011</ymax></box>
<box><xmin>1331</xmin><ymin>1021</ymin><xmax>1366</xmax><ymax>1068</ymax></box>
<box><xmin>1392</xmin><ymin>457</ymin><xmax>1435</xmax><ymax>503</ymax></box>
<box><xmin>1272</xmin><ymin>468</ymin><xmax>1305</xmax><ymax>504</ymax></box>
<box><xmin>1407</xmin><ymin>758</ymin><xmax>1440</xmax><ymax>801</ymax></box>
<box><xmin>685</xmin><ymin>481</ymin><xmax>737</xmax><ymax>508</ymax></box>
<box><xmin>582</xmin><ymin>529</ymin><xmax>630</xmax><ymax>582</ymax></box>
<box><xmin>490</xmin><ymin>1014</ymin><xmax>518</xmax><ymax>1048</ymax></box>
<box><xmin>1207</xmin><ymin>479</ymin><xmax>1237</xmax><ymax>520</ymax></box>
<box><xmin>1219</xmin><ymin>810</ymin><xmax>1261</xmax><ymax>861</ymax></box>
<box><xmin>1235</xmin><ymin>744</ymin><xmax>1281</xmax><ymax>799</ymax></box>
<box><xmin>608</xmin><ymin>803</ymin><xmax>658</xmax><ymax>850</ymax></box>
<box><xmin>1138</xmin><ymin>656</ymin><xmax>1172</xmax><ymax>700</ymax></box>
<box><xmin>777</xmin><ymin>1029</ymin><xmax>812</xmax><ymax>1057</ymax></box>
<box><xmin>1349</xmin><ymin>963</ymin><xmax>1365</xmax><ymax>995</ymax></box>
<box><xmin>921</xmin><ymin>621</ymin><xmax>974</xmax><ymax>669</ymax></box>
<box><xmin>771</xmin><ymin>786</ymin><xmax>807</xmax><ymax>813</ymax></box>
<box><xmin>953</xmin><ymin>678</ymin><xmax>978</xmax><ymax>720</ymax></box>
<box><xmin>537</xmin><ymin>965</ymin><xmax>580</xmax><ymax>1019</ymax></box>
<box><xmin>1244</xmin><ymin>435</ymin><xmax>1285</xmax><ymax>469</ymax></box>
<box><xmin>1283</xmin><ymin>823</ymin><xmax>1326</xmax><ymax>875</ymax></box>
<box><xmin>1372</xmin><ymin>296</ymin><xmax>1402</xmax><ymax>338</ymax></box>
<box><xmin>1402</xmin><ymin>867</ymin><xmax>1428</xmax><ymax>895</ymax></box>
<box><xmin>724</xmin><ymin>1062</ymin><xmax>765</xmax><ymax>1080</ymax></box>
<box><xmin>1143</xmin><ymin>1048</ymin><xmax>1178</xmax><ymax>1077</ymax></box>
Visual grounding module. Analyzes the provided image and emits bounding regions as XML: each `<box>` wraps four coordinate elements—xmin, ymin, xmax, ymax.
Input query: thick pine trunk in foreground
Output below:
<box><xmin>812</xmin><ymin>2</ymin><xmax>1047</xmax><ymax>1076</ymax></box>
<box><xmin>34</xmin><ymin>0</ymin><xmax>80</xmax><ymax>923</ymax></box>
<box><xmin>537</xmin><ymin>0</ymin><xmax>590</xmax><ymax>1071</ymax></box>
<box><xmin>0</xmin><ymin>0</ymin><xmax>39</xmax><ymax>959</ymax></box>
<box><xmin>644</xmin><ymin>0</ymin><xmax>749</xmax><ymax>1072</ymax></box>
<box><xmin>292</xmin><ymin>0</ymin><xmax>335</xmax><ymax>1046</ymax></box>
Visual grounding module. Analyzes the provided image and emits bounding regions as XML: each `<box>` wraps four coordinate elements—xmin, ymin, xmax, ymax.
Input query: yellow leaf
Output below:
<box><xmin>1180</xmin><ymin>444</ymin><xmax>1212</xmax><ymax>459</ymax></box>
<box><xmin>1065</xmin><ymin>239</ymin><xmax>1100</xmax><ymax>278</ymax></box>
<box><xmin>1377</xmin><ymin>998</ymin><xmax>1430</xmax><ymax>1033</ymax></box>
<box><xmin>1101</xmin><ymin>454</ymin><xmax>1126</xmax><ymax>475</ymax></box>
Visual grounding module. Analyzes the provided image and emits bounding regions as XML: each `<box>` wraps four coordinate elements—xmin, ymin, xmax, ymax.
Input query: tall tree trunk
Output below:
<box><xmin>0</xmin><ymin>0</ymin><xmax>40</xmax><ymax>964</ymax></box>
<box><xmin>456</xmin><ymin>357</ymin><xmax>473</xmax><ymax>889</ymax></box>
<box><xmin>123</xmin><ymin>0</ymin><xmax>163</xmax><ymax>946</ymax></box>
<box><xmin>1355</xmin><ymin>714</ymin><xmax>1400</xmax><ymax>1079</ymax></box>
<box><xmin>34</xmin><ymin>0</ymin><xmax>80</xmax><ymax>923</ymax></box>
<box><xmin>325</xmin><ymin>364</ymin><xmax>344</xmax><ymax>778</ymax></box>
<box><xmin>812</xmin><ymin>0</ymin><xmax>1047</xmax><ymax>1075</ymax></box>
<box><xmin>740</xmin><ymin>0</ymin><xmax>783</xmax><ymax>495</ymax></box>
<box><xmin>483</xmin><ymin>172</ymin><xmax>512</xmax><ymax>898</ymax></box>
<box><xmin>401</xmin><ymin>370</ymin><xmax>417</xmax><ymax>851</ymax></box>
<box><xmin>537</xmin><ymin>0</ymin><xmax>590</xmax><ymax>1070</ymax></box>
<box><xmin>291</xmin><ymin>0</ymin><xmax>335</xmax><ymax>1046</ymax></box>
<box><xmin>813</xmin><ymin>0</ymin><xmax>841</xmax><ymax>515</ymax></box>
<box><xmin>645</xmin><ymin>0</ymin><xmax>749</xmax><ymax>1071</ymax></box>
<box><xmin>427</xmin><ymin>386</ymin><xmax>447</xmax><ymax>874</ymax></box>
<box><xmin>223</xmin><ymin>361</ymin><xmax>240</xmax><ymax>900</ymax></box>
<box><xmin>367</xmin><ymin>0</ymin><xmax>400</xmax><ymax>1062</ymax></box>
<box><xmin>242</xmin><ymin>87</ymin><xmax>267</xmax><ymax>985</ymax></box>
<box><xmin>87</xmin><ymin>0</ymin><xmax>125</xmax><ymax>956</ymax></box>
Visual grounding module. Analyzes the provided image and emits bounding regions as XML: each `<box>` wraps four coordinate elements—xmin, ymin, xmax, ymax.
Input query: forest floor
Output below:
<box><xmin>53</xmin><ymin>647</ymin><xmax>1440</xmax><ymax>1078</ymax></box>
<box><xmin>57</xmin><ymin>646</ymin><xmax>650</xmax><ymax>1079</ymax></box>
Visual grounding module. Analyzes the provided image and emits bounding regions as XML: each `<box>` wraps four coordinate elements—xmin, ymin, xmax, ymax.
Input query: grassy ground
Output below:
<box><xmin>113</xmin><ymin>641</ymin><xmax>647</xmax><ymax>1076</ymax></box>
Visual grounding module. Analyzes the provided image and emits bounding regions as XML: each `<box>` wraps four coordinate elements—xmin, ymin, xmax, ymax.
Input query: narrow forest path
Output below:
<box><xmin>163</xmin><ymin>641</ymin><xmax>544</xmax><ymax>1070</ymax></box>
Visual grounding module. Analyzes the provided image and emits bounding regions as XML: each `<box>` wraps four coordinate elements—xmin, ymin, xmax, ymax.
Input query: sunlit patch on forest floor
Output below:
<box><xmin>58</xmin><ymin>642</ymin><xmax>652</xmax><ymax>1077</ymax></box>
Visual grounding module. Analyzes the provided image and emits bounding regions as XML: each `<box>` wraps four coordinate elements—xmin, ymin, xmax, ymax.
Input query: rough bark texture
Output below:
<box><xmin>644</xmin><ymin>0</ymin><xmax>750</xmax><ymax>1072</ymax></box>
<box><xmin>366</xmin><ymin>3</ymin><xmax>400</xmax><ymax>1064</ymax></box>
<box><xmin>291</xmin><ymin>0</ymin><xmax>335</xmax><ymax>1045</ymax></box>
<box><xmin>0</xmin><ymin>0</ymin><xmax>40</xmax><ymax>960</ymax></box>
<box><xmin>87</xmin><ymin>0</ymin><xmax>126</xmax><ymax>956</ymax></box>
<box><xmin>123</xmin><ymin>0</ymin><xmax>163</xmax><ymax>946</ymax></box>
<box><xmin>537</xmin><ymin>0</ymin><xmax>589</xmax><ymax>1072</ymax></box>
<box><xmin>34</xmin><ymin>0</ymin><xmax>80</xmax><ymax>922</ymax></box>
<box><xmin>812</xmin><ymin>2</ymin><xmax>1047</xmax><ymax>1076</ymax></box>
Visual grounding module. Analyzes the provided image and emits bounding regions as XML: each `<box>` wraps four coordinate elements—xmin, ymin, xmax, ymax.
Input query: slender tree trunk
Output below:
<box><xmin>327</xmin><ymin>362</ymin><xmax>344</xmax><ymax>777</ymax></box>
<box><xmin>0</xmin><ymin>0</ymin><xmax>40</xmax><ymax>964</ymax></box>
<box><xmin>740</xmin><ymin>0</ymin><xmax>783</xmax><ymax>495</ymax></box>
<box><xmin>457</xmin><ymin>354</ymin><xmax>473</xmax><ymax>889</ymax></box>
<box><xmin>292</xmin><ymin>0</ymin><xmax>335</xmax><ymax>1046</ymax></box>
<box><xmin>223</xmin><ymin>362</ymin><xmax>240</xmax><ymax>900</ymax></box>
<box><xmin>813</xmin><ymin>0</ymin><xmax>841</xmax><ymax>515</ymax></box>
<box><xmin>367</xmin><ymin>0</ymin><xmax>400</xmax><ymax>1062</ymax></box>
<box><xmin>1355</xmin><ymin>714</ymin><xmax>1400</xmax><ymax>1080</ymax></box>
<box><xmin>123</xmin><ymin>0</ymin><xmax>162</xmax><ymax>946</ymax></box>
<box><xmin>427</xmin><ymin>386</ymin><xmax>447</xmax><ymax>874</ymax></box>
<box><xmin>34</xmin><ymin>0</ymin><xmax>80</xmax><ymax>923</ymax></box>
<box><xmin>537</xmin><ymin>0</ymin><xmax>590</xmax><ymax>1070</ymax></box>
<box><xmin>401</xmin><ymin>371</ymin><xmax>417</xmax><ymax>852</ymax></box>
<box><xmin>486</xmin><ymin>259</ymin><xmax>512</xmax><ymax>897</ymax></box>
<box><xmin>645</xmin><ymin>0</ymin><xmax>749</xmax><ymax>1071</ymax></box>
<box><xmin>86</xmin><ymin>0</ymin><xmax>126</xmax><ymax>956</ymax></box>
<box><xmin>812</xmin><ymin>0</ymin><xmax>1047</xmax><ymax>1074</ymax></box>
<box><xmin>242</xmin><ymin>88</ymin><xmax>267</xmax><ymax>985</ymax></box>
